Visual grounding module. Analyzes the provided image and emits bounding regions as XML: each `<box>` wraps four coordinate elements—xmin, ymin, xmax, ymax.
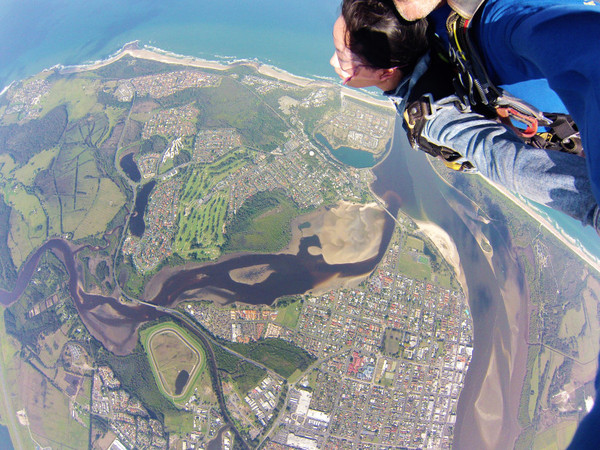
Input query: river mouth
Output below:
<box><xmin>0</xmin><ymin>124</ymin><xmax>529</xmax><ymax>449</ymax></box>
<box><xmin>370</xmin><ymin>129</ymin><xmax>529</xmax><ymax>449</ymax></box>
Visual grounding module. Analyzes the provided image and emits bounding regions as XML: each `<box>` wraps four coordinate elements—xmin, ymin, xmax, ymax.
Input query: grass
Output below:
<box><xmin>406</xmin><ymin>236</ymin><xmax>424</xmax><ymax>252</ymax></box>
<box><xmin>164</xmin><ymin>410</ymin><xmax>195</xmax><ymax>435</ymax></box>
<box><xmin>76</xmin><ymin>376</ymin><xmax>92</xmax><ymax>406</ymax></box>
<box><xmin>0</xmin><ymin>154</ymin><xmax>18</xmax><ymax>178</ymax></box>
<box><xmin>577</xmin><ymin>283</ymin><xmax>600</xmax><ymax>363</ymax></box>
<box><xmin>149</xmin><ymin>330</ymin><xmax>200</xmax><ymax>396</ymax></box>
<box><xmin>104</xmin><ymin>105</ymin><xmax>127</xmax><ymax>130</ymax></box>
<box><xmin>140</xmin><ymin>321</ymin><xmax>207</xmax><ymax>403</ymax></box>
<box><xmin>396</xmin><ymin>251</ymin><xmax>432</xmax><ymax>282</ymax></box>
<box><xmin>4</xmin><ymin>180</ymin><xmax>47</xmax><ymax>264</ymax></box>
<box><xmin>529</xmin><ymin>351</ymin><xmax>541</xmax><ymax>421</ymax></box>
<box><xmin>540</xmin><ymin>351</ymin><xmax>563</xmax><ymax>411</ymax></box>
<box><xmin>72</xmin><ymin>177</ymin><xmax>125</xmax><ymax>239</ymax></box>
<box><xmin>0</xmin><ymin>309</ymin><xmax>33</xmax><ymax>450</ymax></box>
<box><xmin>533</xmin><ymin>420</ymin><xmax>578</xmax><ymax>450</ymax></box>
<box><xmin>13</xmin><ymin>147</ymin><xmax>59</xmax><ymax>185</ymax></box>
<box><xmin>383</xmin><ymin>329</ymin><xmax>403</xmax><ymax>356</ymax></box>
<box><xmin>18</xmin><ymin>358</ymin><xmax>88</xmax><ymax>449</ymax></box>
<box><xmin>40</xmin><ymin>77</ymin><xmax>102</xmax><ymax>121</ymax></box>
<box><xmin>174</xmin><ymin>151</ymin><xmax>251</xmax><ymax>258</ymax></box>
<box><xmin>275</xmin><ymin>301</ymin><xmax>302</xmax><ymax>329</ymax></box>
<box><xmin>559</xmin><ymin>305</ymin><xmax>585</xmax><ymax>340</ymax></box>
<box><xmin>37</xmin><ymin>323</ymin><xmax>70</xmax><ymax>368</ymax></box>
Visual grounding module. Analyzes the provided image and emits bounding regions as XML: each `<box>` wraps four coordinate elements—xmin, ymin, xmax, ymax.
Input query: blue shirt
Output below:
<box><xmin>472</xmin><ymin>0</ymin><xmax>600</xmax><ymax>203</ymax></box>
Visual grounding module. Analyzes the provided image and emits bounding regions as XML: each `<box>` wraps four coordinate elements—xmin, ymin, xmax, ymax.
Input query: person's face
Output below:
<box><xmin>330</xmin><ymin>16</ymin><xmax>389</xmax><ymax>89</ymax></box>
<box><xmin>392</xmin><ymin>0</ymin><xmax>443</xmax><ymax>20</ymax></box>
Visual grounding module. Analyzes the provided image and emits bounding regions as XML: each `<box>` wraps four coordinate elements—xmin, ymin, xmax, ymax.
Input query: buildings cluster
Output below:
<box><xmin>194</xmin><ymin>128</ymin><xmax>242</xmax><ymax>162</ymax></box>
<box><xmin>142</xmin><ymin>103</ymin><xmax>198</xmax><ymax>140</ymax></box>
<box><xmin>92</xmin><ymin>367</ymin><xmax>167</xmax><ymax>449</ymax></box>
<box><xmin>161</xmin><ymin>137</ymin><xmax>184</xmax><ymax>164</ymax></box>
<box><xmin>138</xmin><ymin>153</ymin><xmax>162</xmax><ymax>179</ymax></box>
<box><xmin>245</xmin><ymin>376</ymin><xmax>284</xmax><ymax>426</ymax></box>
<box><xmin>228</xmin><ymin>135</ymin><xmax>359</xmax><ymax>214</ymax></box>
<box><xmin>133</xmin><ymin>178</ymin><xmax>182</xmax><ymax>271</ymax></box>
<box><xmin>298</xmin><ymin>88</ymin><xmax>330</xmax><ymax>108</ymax></box>
<box><xmin>180</xmin><ymin>225</ymin><xmax>472</xmax><ymax>448</ymax></box>
<box><xmin>184</xmin><ymin>303</ymin><xmax>279</xmax><ymax>343</ymax></box>
<box><xmin>126</xmin><ymin>70</ymin><xmax>221</xmax><ymax>99</ymax></box>
<box><xmin>5</xmin><ymin>78</ymin><xmax>50</xmax><ymax>120</ymax></box>
<box><xmin>325</xmin><ymin>102</ymin><xmax>392</xmax><ymax>152</ymax></box>
<box><xmin>241</xmin><ymin>74</ymin><xmax>295</xmax><ymax>94</ymax></box>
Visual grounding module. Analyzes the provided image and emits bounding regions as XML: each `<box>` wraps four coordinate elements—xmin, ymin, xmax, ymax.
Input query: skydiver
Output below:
<box><xmin>331</xmin><ymin>0</ymin><xmax>600</xmax><ymax>234</ymax></box>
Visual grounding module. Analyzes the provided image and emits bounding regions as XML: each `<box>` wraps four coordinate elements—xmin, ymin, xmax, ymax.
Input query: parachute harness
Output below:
<box><xmin>445</xmin><ymin>10</ymin><xmax>583</xmax><ymax>156</ymax></box>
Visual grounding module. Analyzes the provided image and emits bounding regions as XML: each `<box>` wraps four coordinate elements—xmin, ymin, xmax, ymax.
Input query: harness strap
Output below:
<box><xmin>446</xmin><ymin>9</ymin><xmax>584</xmax><ymax>157</ymax></box>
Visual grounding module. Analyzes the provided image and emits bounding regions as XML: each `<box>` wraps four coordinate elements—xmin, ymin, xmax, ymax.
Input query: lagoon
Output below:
<box><xmin>315</xmin><ymin>132</ymin><xmax>375</xmax><ymax>168</ymax></box>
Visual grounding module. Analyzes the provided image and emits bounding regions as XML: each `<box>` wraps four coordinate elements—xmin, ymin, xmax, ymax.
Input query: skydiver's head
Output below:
<box><xmin>392</xmin><ymin>0</ymin><xmax>444</xmax><ymax>21</ymax></box>
<box><xmin>330</xmin><ymin>0</ymin><xmax>429</xmax><ymax>91</ymax></box>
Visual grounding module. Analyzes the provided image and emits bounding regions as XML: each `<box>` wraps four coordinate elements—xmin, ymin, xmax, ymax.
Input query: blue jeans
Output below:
<box><xmin>421</xmin><ymin>99</ymin><xmax>599</xmax><ymax>230</ymax></box>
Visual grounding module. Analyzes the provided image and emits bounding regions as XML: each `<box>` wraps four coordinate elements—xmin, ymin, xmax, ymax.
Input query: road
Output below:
<box><xmin>130</xmin><ymin>297</ymin><xmax>260</xmax><ymax>449</ymax></box>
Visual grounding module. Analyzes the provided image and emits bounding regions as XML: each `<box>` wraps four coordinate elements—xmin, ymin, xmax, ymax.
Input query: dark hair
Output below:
<box><xmin>341</xmin><ymin>0</ymin><xmax>429</xmax><ymax>70</ymax></box>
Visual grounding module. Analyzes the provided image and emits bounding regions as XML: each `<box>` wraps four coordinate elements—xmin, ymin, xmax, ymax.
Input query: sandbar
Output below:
<box><xmin>229</xmin><ymin>264</ymin><xmax>274</xmax><ymax>285</ymax></box>
<box><xmin>413</xmin><ymin>219</ymin><xmax>467</xmax><ymax>293</ymax></box>
<box><xmin>301</xmin><ymin>201</ymin><xmax>387</xmax><ymax>265</ymax></box>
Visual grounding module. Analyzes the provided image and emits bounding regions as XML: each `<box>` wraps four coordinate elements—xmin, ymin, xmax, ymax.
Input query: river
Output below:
<box><xmin>0</xmin><ymin>125</ymin><xmax>528</xmax><ymax>448</ymax></box>
<box><xmin>371</xmin><ymin>128</ymin><xmax>529</xmax><ymax>449</ymax></box>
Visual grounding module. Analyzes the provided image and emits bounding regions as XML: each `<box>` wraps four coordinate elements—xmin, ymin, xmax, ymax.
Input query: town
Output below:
<box><xmin>184</xmin><ymin>226</ymin><xmax>472</xmax><ymax>449</ymax></box>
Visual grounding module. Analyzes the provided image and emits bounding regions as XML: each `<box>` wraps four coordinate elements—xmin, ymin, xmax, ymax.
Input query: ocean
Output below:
<box><xmin>1</xmin><ymin>0</ymin><xmax>599</xmax><ymax>260</ymax></box>
<box><xmin>0</xmin><ymin>0</ymin><xmax>340</xmax><ymax>90</ymax></box>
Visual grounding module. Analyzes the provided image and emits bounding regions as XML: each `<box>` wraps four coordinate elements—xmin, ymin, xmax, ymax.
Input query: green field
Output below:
<box><xmin>141</xmin><ymin>322</ymin><xmax>207</xmax><ymax>402</ymax></box>
<box><xmin>224</xmin><ymin>190</ymin><xmax>302</xmax><ymax>253</ymax></box>
<box><xmin>559</xmin><ymin>305</ymin><xmax>585</xmax><ymax>339</ymax></box>
<box><xmin>13</xmin><ymin>147</ymin><xmax>58</xmax><ymax>185</ymax></box>
<box><xmin>5</xmin><ymin>184</ymin><xmax>47</xmax><ymax>267</ymax></box>
<box><xmin>396</xmin><ymin>251</ymin><xmax>432</xmax><ymax>282</ymax></box>
<box><xmin>1</xmin><ymin>98</ymin><xmax>124</xmax><ymax>267</ymax></box>
<box><xmin>275</xmin><ymin>300</ymin><xmax>303</xmax><ymax>329</ymax></box>
<box><xmin>406</xmin><ymin>236</ymin><xmax>425</xmax><ymax>252</ymax></box>
<box><xmin>174</xmin><ymin>151</ymin><xmax>250</xmax><ymax>259</ymax></box>
<box><xmin>533</xmin><ymin>420</ymin><xmax>577</xmax><ymax>450</ymax></box>
<box><xmin>529</xmin><ymin>350</ymin><xmax>542</xmax><ymax>421</ymax></box>
<box><xmin>383</xmin><ymin>329</ymin><xmax>403</xmax><ymax>356</ymax></box>
<box><xmin>40</xmin><ymin>77</ymin><xmax>102</xmax><ymax>121</ymax></box>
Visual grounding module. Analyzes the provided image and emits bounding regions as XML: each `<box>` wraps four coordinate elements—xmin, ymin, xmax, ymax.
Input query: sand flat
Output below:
<box><xmin>304</xmin><ymin>201</ymin><xmax>386</xmax><ymax>265</ymax></box>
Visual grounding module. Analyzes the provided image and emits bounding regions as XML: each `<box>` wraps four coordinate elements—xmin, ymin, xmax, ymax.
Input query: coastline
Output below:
<box><xmin>479</xmin><ymin>175</ymin><xmax>600</xmax><ymax>274</ymax></box>
<box><xmin>57</xmin><ymin>42</ymin><xmax>395</xmax><ymax>112</ymax></box>
<box><xmin>427</xmin><ymin>156</ymin><xmax>600</xmax><ymax>274</ymax></box>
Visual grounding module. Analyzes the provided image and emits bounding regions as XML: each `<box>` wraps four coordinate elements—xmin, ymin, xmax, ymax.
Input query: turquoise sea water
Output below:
<box><xmin>0</xmin><ymin>0</ymin><xmax>340</xmax><ymax>90</ymax></box>
<box><xmin>1</xmin><ymin>0</ymin><xmax>600</xmax><ymax>260</ymax></box>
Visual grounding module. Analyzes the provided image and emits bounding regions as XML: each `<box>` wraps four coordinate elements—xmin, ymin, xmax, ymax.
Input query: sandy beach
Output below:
<box><xmin>65</xmin><ymin>43</ymin><xmax>396</xmax><ymax>113</ymax></box>
<box><xmin>480</xmin><ymin>176</ymin><xmax>600</xmax><ymax>273</ymax></box>
<box><xmin>412</xmin><ymin>219</ymin><xmax>467</xmax><ymax>293</ymax></box>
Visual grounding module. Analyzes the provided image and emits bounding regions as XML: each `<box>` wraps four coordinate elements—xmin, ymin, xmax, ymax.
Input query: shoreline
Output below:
<box><xmin>54</xmin><ymin>42</ymin><xmax>394</xmax><ymax>112</ymax></box>
<box><xmin>478</xmin><ymin>175</ymin><xmax>600</xmax><ymax>274</ymax></box>
<box><xmin>427</xmin><ymin>157</ymin><xmax>600</xmax><ymax>274</ymax></box>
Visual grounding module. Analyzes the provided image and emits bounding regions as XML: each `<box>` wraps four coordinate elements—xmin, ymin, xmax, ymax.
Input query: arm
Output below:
<box><xmin>477</xmin><ymin>0</ymin><xmax>600</xmax><ymax>204</ymax></box>
<box><xmin>420</xmin><ymin>99</ymin><xmax>598</xmax><ymax>227</ymax></box>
